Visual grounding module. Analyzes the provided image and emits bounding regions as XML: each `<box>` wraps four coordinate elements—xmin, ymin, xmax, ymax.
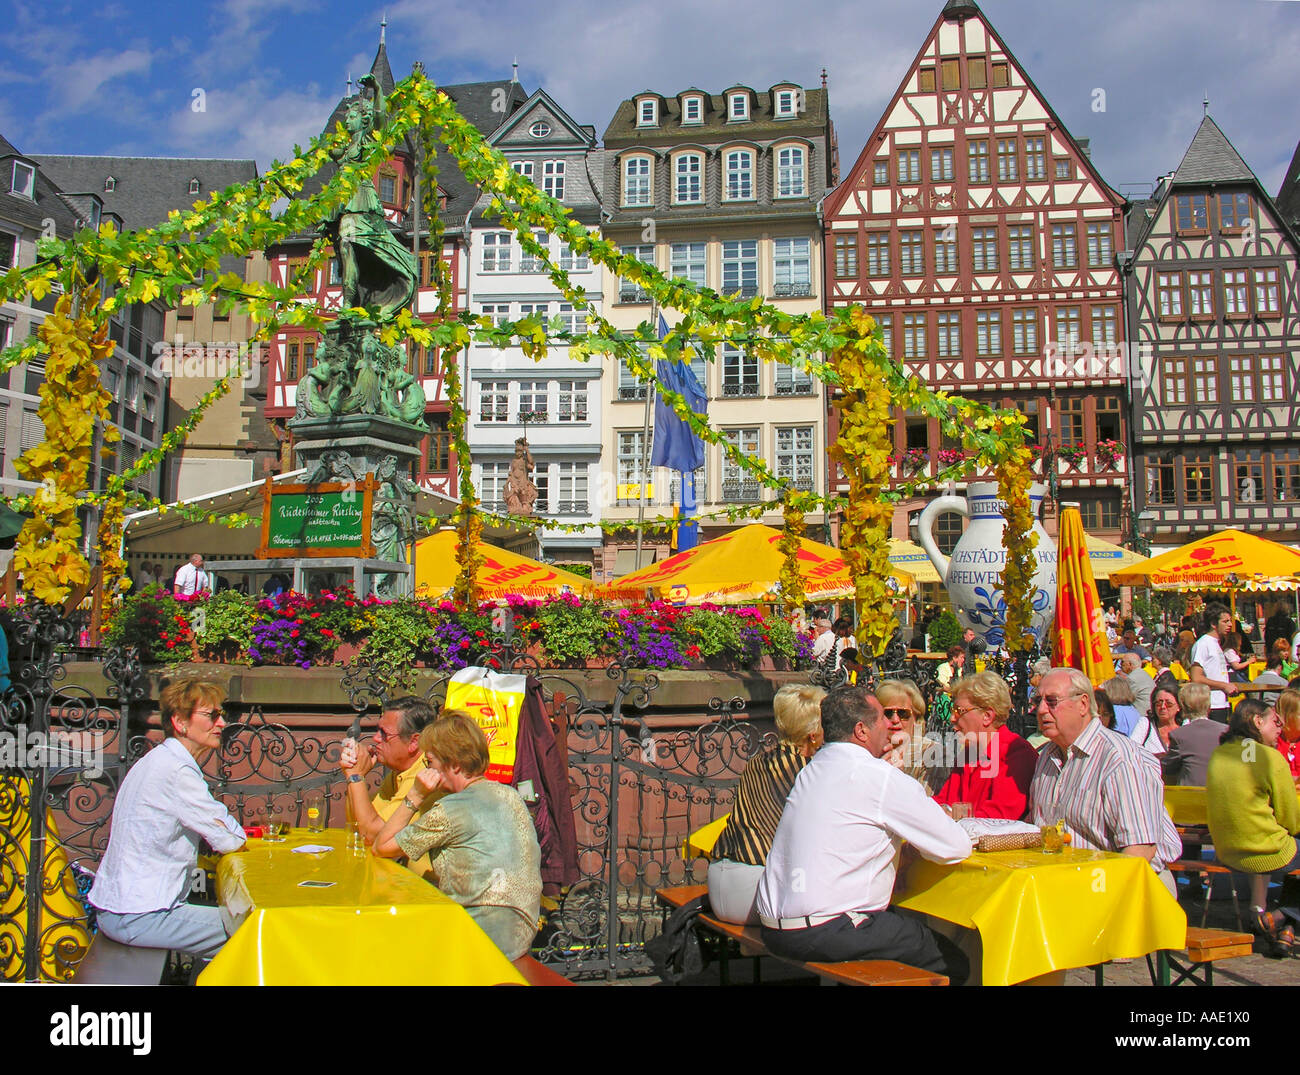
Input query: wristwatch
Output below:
<box><xmin>348</xmin><ymin>773</ymin><xmax>364</xmax><ymax>784</ymax></box>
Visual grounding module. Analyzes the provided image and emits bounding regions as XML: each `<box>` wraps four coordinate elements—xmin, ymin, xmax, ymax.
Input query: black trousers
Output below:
<box><xmin>760</xmin><ymin>911</ymin><xmax>969</xmax><ymax>985</ymax></box>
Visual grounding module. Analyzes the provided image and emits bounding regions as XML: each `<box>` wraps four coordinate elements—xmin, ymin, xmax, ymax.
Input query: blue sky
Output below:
<box><xmin>2</xmin><ymin>0</ymin><xmax>1297</xmax><ymax>197</ymax></box>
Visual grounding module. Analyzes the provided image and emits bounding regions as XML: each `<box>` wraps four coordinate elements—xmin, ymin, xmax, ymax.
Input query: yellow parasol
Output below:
<box><xmin>1083</xmin><ymin>534</ymin><xmax>1147</xmax><ymax>581</ymax></box>
<box><xmin>600</xmin><ymin>523</ymin><xmax>914</xmax><ymax>605</ymax></box>
<box><xmin>413</xmin><ymin>530</ymin><xmax>593</xmax><ymax>600</ymax></box>
<box><xmin>888</xmin><ymin>538</ymin><xmax>942</xmax><ymax>584</ymax></box>
<box><xmin>1052</xmin><ymin>506</ymin><xmax>1114</xmax><ymax>686</ymax></box>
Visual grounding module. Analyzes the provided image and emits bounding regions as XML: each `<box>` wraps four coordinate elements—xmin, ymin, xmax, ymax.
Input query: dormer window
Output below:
<box><xmin>637</xmin><ymin>98</ymin><xmax>658</xmax><ymax>127</ymax></box>
<box><xmin>188</xmin><ymin>178</ymin><xmax>200</xmax><ymax>195</ymax></box>
<box><xmin>682</xmin><ymin>96</ymin><xmax>703</xmax><ymax>124</ymax></box>
<box><xmin>104</xmin><ymin>176</ymin><xmax>116</xmax><ymax>193</ymax></box>
<box><xmin>728</xmin><ymin>93</ymin><xmax>749</xmax><ymax>121</ymax></box>
<box><xmin>11</xmin><ymin>161</ymin><xmax>35</xmax><ymax>199</ymax></box>
<box><xmin>774</xmin><ymin>89</ymin><xmax>799</xmax><ymax>117</ymax></box>
<box><xmin>88</xmin><ymin>201</ymin><xmax>101</xmax><ymax>230</ymax></box>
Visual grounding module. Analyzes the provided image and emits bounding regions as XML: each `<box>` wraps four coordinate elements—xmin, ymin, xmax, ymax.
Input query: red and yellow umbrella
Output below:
<box><xmin>413</xmin><ymin>531</ymin><xmax>593</xmax><ymax>600</ymax></box>
<box><xmin>1052</xmin><ymin>506</ymin><xmax>1113</xmax><ymax>686</ymax></box>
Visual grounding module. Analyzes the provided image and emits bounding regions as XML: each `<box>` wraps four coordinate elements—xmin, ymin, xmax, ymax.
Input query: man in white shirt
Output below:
<box><xmin>1189</xmin><ymin>603</ymin><xmax>1239</xmax><ymax>722</ymax></box>
<box><xmin>755</xmin><ymin>686</ymin><xmax>972</xmax><ymax>981</ymax></box>
<box><xmin>173</xmin><ymin>553</ymin><xmax>211</xmax><ymax>598</ymax></box>
<box><xmin>811</xmin><ymin>616</ymin><xmax>856</xmax><ymax>668</ymax></box>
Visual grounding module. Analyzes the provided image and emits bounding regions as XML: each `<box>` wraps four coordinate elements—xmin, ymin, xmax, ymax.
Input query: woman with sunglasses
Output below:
<box><xmin>934</xmin><ymin>672</ymin><xmax>1037</xmax><ymax>820</ymax></box>
<box><xmin>1150</xmin><ymin>685</ymin><xmax>1183</xmax><ymax>751</ymax></box>
<box><xmin>89</xmin><ymin>678</ymin><xmax>246</xmax><ymax>959</ymax></box>
<box><xmin>876</xmin><ymin>678</ymin><xmax>944</xmax><ymax>792</ymax></box>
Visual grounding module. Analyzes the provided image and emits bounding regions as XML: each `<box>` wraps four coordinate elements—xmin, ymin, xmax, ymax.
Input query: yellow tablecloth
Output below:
<box><xmin>1165</xmin><ymin>784</ymin><xmax>1300</xmax><ymax>828</ymax></box>
<box><xmin>198</xmin><ymin>828</ymin><xmax>526</xmax><ymax>986</ymax></box>
<box><xmin>895</xmin><ymin>847</ymin><xmax>1186</xmax><ymax>986</ymax></box>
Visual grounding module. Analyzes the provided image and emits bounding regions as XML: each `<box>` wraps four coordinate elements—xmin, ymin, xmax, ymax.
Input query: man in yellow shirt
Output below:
<box><xmin>339</xmin><ymin>697</ymin><xmax>437</xmax><ymax>844</ymax></box>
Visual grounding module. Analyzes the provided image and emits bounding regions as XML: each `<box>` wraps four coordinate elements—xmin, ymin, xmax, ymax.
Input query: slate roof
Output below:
<box><xmin>603</xmin><ymin>86</ymin><xmax>829</xmax><ymax>146</ymax></box>
<box><xmin>0</xmin><ymin>133</ymin><xmax>90</xmax><ymax>239</ymax></box>
<box><xmin>1171</xmin><ymin>116</ymin><xmax>1255</xmax><ymax>185</ymax></box>
<box><xmin>1277</xmin><ymin>136</ymin><xmax>1300</xmax><ymax>229</ymax></box>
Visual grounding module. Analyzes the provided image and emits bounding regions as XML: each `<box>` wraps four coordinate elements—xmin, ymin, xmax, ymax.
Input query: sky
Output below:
<box><xmin>1</xmin><ymin>0</ymin><xmax>1297</xmax><ymax>199</ymax></box>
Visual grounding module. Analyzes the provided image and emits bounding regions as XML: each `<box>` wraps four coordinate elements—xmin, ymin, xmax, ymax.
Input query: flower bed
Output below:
<box><xmin>103</xmin><ymin>588</ymin><xmax>815</xmax><ymax>677</ymax></box>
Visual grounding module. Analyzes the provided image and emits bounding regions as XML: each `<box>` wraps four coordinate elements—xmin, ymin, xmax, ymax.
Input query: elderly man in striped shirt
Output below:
<box><xmin>1031</xmin><ymin>667</ymin><xmax>1182</xmax><ymax>897</ymax></box>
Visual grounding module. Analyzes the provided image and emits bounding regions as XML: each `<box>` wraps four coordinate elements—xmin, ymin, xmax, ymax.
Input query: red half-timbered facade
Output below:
<box><xmin>823</xmin><ymin>0</ymin><xmax>1128</xmax><ymax>545</ymax></box>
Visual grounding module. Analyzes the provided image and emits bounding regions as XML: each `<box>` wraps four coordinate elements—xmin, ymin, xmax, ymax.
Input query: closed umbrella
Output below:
<box><xmin>1052</xmin><ymin>505</ymin><xmax>1114</xmax><ymax>686</ymax></box>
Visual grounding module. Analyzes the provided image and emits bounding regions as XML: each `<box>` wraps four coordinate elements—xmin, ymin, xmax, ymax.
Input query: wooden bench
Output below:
<box><xmin>656</xmin><ymin>885</ymin><xmax>948</xmax><ymax>987</ymax></box>
<box><xmin>72</xmin><ymin>934</ymin><xmax>170</xmax><ymax>985</ymax></box>
<box><xmin>1147</xmin><ymin>926</ymin><xmax>1254</xmax><ymax>987</ymax></box>
<box><xmin>1168</xmin><ymin>859</ymin><xmax>1245</xmax><ymax>929</ymax></box>
<box><xmin>511</xmin><ymin>954</ymin><xmax>575</xmax><ymax>987</ymax></box>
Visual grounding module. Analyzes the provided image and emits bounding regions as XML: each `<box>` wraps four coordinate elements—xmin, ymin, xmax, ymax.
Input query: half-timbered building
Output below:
<box><xmin>823</xmin><ymin>0</ymin><xmax>1127</xmax><ymax>549</ymax></box>
<box><xmin>1124</xmin><ymin>115</ymin><xmax>1300</xmax><ymax>549</ymax></box>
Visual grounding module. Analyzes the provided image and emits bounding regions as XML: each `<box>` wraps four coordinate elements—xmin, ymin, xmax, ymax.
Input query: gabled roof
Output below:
<box><xmin>1274</xmin><ymin>135</ymin><xmax>1300</xmax><ymax>229</ymax></box>
<box><xmin>1171</xmin><ymin>116</ymin><xmax>1255</xmax><ymax>185</ymax></box>
<box><xmin>489</xmin><ymin>88</ymin><xmax>596</xmax><ymax>148</ymax></box>
<box><xmin>0</xmin><ymin>133</ymin><xmax>88</xmax><ymax>238</ymax></box>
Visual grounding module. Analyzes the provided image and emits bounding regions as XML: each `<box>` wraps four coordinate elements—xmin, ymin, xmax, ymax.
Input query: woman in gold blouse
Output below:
<box><xmin>706</xmin><ymin>684</ymin><xmax>826</xmax><ymax>924</ymax></box>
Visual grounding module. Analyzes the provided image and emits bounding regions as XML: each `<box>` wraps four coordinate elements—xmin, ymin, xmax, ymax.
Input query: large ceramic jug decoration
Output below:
<box><xmin>916</xmin><ymin>482</ymin><xmax>1057</xmax><ymax>649</ymax></box>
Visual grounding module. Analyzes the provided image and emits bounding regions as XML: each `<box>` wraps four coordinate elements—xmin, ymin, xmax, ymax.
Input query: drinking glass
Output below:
<box><xmin>1041</xmin><ymin>820</ymin><xmax>1064</xmax><ymax>854</ymax></box>
<box><xmin>305</xmin><ymin>792</ymin><xmax>326</xmax><ymax>833</ymax></box>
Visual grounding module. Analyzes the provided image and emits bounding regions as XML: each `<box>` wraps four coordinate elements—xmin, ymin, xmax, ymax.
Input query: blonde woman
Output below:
<box><xmin>1276</xmin><ymin>689</ymin><xmax>1300</xmax><ymax>779</ymax></box>
<box><xmin>707</xmin><ymin>684</ymin><xmax>826</xmax><ymax>925</ymax></box>
<box><xmin>877</xmin><ymin>678</ymin><xmax>942</xmax><ymax>792</ymax></box>
<box><xmin>935</xmin><ymin>672</ymin><xmax>1036</xmax><ymax>819</ymax></box>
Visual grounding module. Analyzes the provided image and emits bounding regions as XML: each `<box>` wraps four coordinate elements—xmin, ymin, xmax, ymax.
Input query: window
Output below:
<box><xmin>518</xmin><ymin>302</ymin><xmax>549</xmax><ymax>327</ymax></box>
<box><xmin>1056</xmin><ymin>307</ymin><xmax>1081</xmax><ymax>353</ymax></box>
<box><xmin>1147</xmin><ymin>453</ymin><xmax>1176</xmax><ymax>505</ymax></box>
<box><xmin>1189</xmin><ymin>272</ymin><xmax>1214</xmax><ymax>318</ymax></box>
<box><xmin>1095</xmin><ymin>394</ymin><xmax>1121</xmax><ymax>442</ymax></box>
<box><xmin>919</xmin><ymin>68</ymin><xmax>937</xmax><ymax>92</ymax></box>
<box><xmin>189</xmin><ymin>177</ymin><xmax>201</xmax><ymax>195</ymax></box>
<box><xmin>1229</xmin><ymin>355</ymin><xmax>1256</xmax><ymax>402</ymax></box>
<box><xmin>942</xmin><ymin>59</ymin><xmax>961</xmax><ymax>91</ymax></box>
<box><xmin>1051</xmin><ymin>224</ymin><xmax>1078</xmax><ymax>269</ymax></box>
<box><xmin>1218</xmin><ymin>192</ymin><xmax>1250</xmax><ymax>230</ymax></box>
<box><xmin>968</xmin><ymin>140</ymin><xmax>990</xmax><ymax>184</ymax></box>
<box><xmin>930</xmin><ymin>147</ymin><xmax>954</xmax><ymax>182</ymax></box>
<box><xmin>542</xmin><ymin>160</ymin><xmax>565</xmax><ymax>200</ymax></box>
<box><xmin>558</xmin><ymin>380</ymin><xmax>589</xmax><ymax>423</ymax></box>
<box><xmin>1224</xmin><ymin>270</ymin><xmax>1249</xmax><ymax>317</ymax></box>
<box><xmin>1184</xmin><ymin>451</ymin><xmax>1214</xmax><ymax>504</ymax></box>
<box><xmin>554</xmin><ymin>303</ymin><xmax>580</xmax><ymax>336</ymax></box>
<box><xmin>1192</xmin><ymin>356</ymin><xmax>1218</xmax><ymax>403</ymax></box>
<box><xmin>1176</xmin><ymin>194</ymin><xmax>1209</xmax><ymax>232</ymax></box>
<box><xmin>1054</xmin><ymin>160</ymin><xmax>1072</xmax><ymax>180</ymax></box>
<box><xmin>873</xmin><ymin>160</ymin><xmax>888</xmax><ymax>185</ymax></box>
<box><xmin>1008</xmin><ymin>225</ymin><xmax>1034</xmax><ymax>271</ymax></box>
<box><xmin>721</xmin><ymin>344</ymin><xmax>759</xmax><ymax>397</ymax></box>
<box><xmin>728</xmin><ymin>93</ymin><xmax>749</xmax><ymax>120</ymax></box>
<box><xmin>1092</xmin><ymin>305</ymin><xmax>1118</xmax><ymax>346</ymax></box>
<box><xmin>936</xmin><ymin>312</ymin><xmax>961</xmax><ymax>358</ymax></box>
<box><xmin>933</xmin><ymin>229</ymin><xmax>958</xmax><ymax>274</ymax></box>
<box><xmin>480</xmin><ymin>462</ymin><xmax>509</xmax><ymax>512</ymax></box>
<box><xmin>1078</xmin><ymin>497</ymin><xmax>1121</xmax><ymax>531</ymax></box>
<box><xmin>675</xmin><ymin>153</ymin><xmax>703</xmax><ymax>203</ymax></box>
<box><xmin>478</xmin><ymin>303</ymin><xmax>510</xmax><ymax>343</ymax></box>
<box><xmin>670</xmin><ymin>242</ymin><xmax>707</xmax><ymax>286</ymax></box>
<box><xmin>379</xmin><ymin>174</ymin><xmax>396</xmax><ymax>203</ymax></box>
<box><xmin>529</xmin><ymin>120</ymin><xmax>551</xmax><ymax>138</ymax></box>
<box><xmin>968</xmin><ymin>56</ymin><xmax>987</xmax><ymax>89</ymax></box>
<box><xmin>0</xmin><ymin>232</ymin><xmax>15</xmax><ymax>270</ymax></box>
<box><xmin>774</xmin><ymin>358</ymin><xmax>814</xmax><ymax>395</ymax></box>
<box><xmin>1025</xmin><ymin>138</ymin><xmax>1046</xmax><ymax>181</ymax></box>
<box><xmin>480</xmin><ymin>381</ymin><xmax>510</xmax><ymax>423</ymax></box>
<box><xmin>1260</xmin><ymin>354</ymin><xmax>1287</xmax><ymax>401</ymax></box>
<box><xmin>1158</xmin><ymin>272</ymin><xmax>1184</xmax><ymax>318</ymax></box>
<box><xmin>558</xmin><ymin>241</ymin><xmax>588</xmax><ymax>272</ymax></box>
<box><xmin>774</xmin><ymin>89</ymin><xmax>798</xmax><ymax>117</ymax></box>
<box><xmin>638</xmin><ymin>98</ymin><xmax>658</xmax><ymax>126</ymax></box>
<box><xmin>301</xmin><ymin>340</ymin><xmax>315</xmax><ymax>372</ymax></box>
<box><xmin>1254</xmin><ymin>268</ymin><xmax>1280</xmax><ymax>316</ymax></box>
<box><xmin>971</xmin><ymin>226</ymin><xmax>998</xmax><ymax>273</ymax></box>
<box><xmin>776</xmin><ymin>146</ymin><xmax>806</xmax><ymax>197</ymax></box>
<box><xmin>1275</xmin><ymin>456</ymin><xmax>1300</xmax><ymax>502</ymax></box>
<box><xmin>1234</xmin><ymin>455</ymin><xmax>1265</xmax><ymax>504</ymax></box>
<box><xmin>722</xmin><ymin>428</ymin><xmax>761</xmax><ymax>500</ymax></box>
<box><xmin>996</xmin><ymin>139</ymin><xmax>1018</xmax><ymax>182</ymax></box>
<box><xmin>518</xmin><ymin>380</ymin><xmax>548</xmax><ymax>423</ymax></box>
<box><xmin>776</xmin><ymin>427</ymin><xmax>815</xmax><ymax>490</ymax></box>
<box><xmin>1058</xmin><ymin>397</ymin><xmax>1084</xmax><ymax>443</ymax></box>
<box><xmin>12</xmin><ymin>161</ymin><xmax>35</xmax><ymax>198</ymax></box>
<box><xmin>623</xmin><ymin>157</ymin><xmax>652</xmax><ymax>206</ymax></box>
<box><xmin>1163</xmin><ymin>357</ymin><xmax>1189</xmax><ymax>405</ymax></box>
<box><xmin>903</xmin><ymin>313</ymin><xmax>927</xmax><ymax>360</ymax></box>
<box><xmin>619</xmin><ymin>244</ymin><xmax>654</xmax><ymax>302</ymax></box>
<box><xmin>1087</xmin><ymin>222</ymin><xmax>1112</xmax><ymax>268</ymax></box>
<box><xmin>481</xmin><ymin>232</ymin><xmax>511</xmax><ymax>272</ymax></box>
<box><xmin>833</xmin><ymin>234</ymin><xmax>859</xmax><ymax>278</ymax></box>
<box><xmin>683</xmin><ymin>96</ymin><xmax>703</xmax><ymax>124</ymax></box>
<box><xmin>773</xmin><ymin>238</ymin><xmax>812</xmax><ymax>296</ymax></box>
<box><xmin>898</xmin><ymin>150</ymin><xmax>920</xmax><ymax>184</ymax></box>
<box><xmin>553</xmin><ymin>462</ymin><xmax>588</xmax><ymax>515</ymax></box>
<box><xmin>1012</xmin><ymin>309</ymin><xmax>1038</xmax><ymax>356</ymax></box>
<box><xmin>976</xmin><ymin>311</ymin><xmax>1001</xmax><ymax>356</ymax></box>
<box><xmin>899</xmin><ymin>229</ymin><xmax>924</xmax><ymax>275</ymax></box>
<box><xmin>519</xmin><ymin>231</ymin><xmax>549</xmax><ymax>273</ymax></box>
<box><xmin>619</xmin><ymin>354</ymin><xmax>648</xmax><ymax>400</ymax></box>
<box><xmin>104</xmin><ymin>176</ymin><xmax>116</xmax><ymax>193</ymax></box>
<box><xmin>876</xmin><ymin>314</ymin><xmax>893</xmax><ymax>357</ymax></box>
<box><xmin>285</xmin><ymin>341</ymin><xmax>300</xmax><ymax>381</ymax></box>
<box><xmin>426</xmin><ymin>416</ymin><xmax>451</xmax><ymax>473</ymax></box>
<box><xmin>936</xmin><ymin>512</ymin><xmax>963</xmax><ymax>555</ymax></box>
<box><xmin>867</xmin><ymin>232</ymin><xmax>891</xmax><ymax>276</ymax></box>
<box><xmin>725</xmin><ymin>149</ymin><xmax>754</xmax><ymax>200</ymax></box>
<box><xmin>992</xmin><ymin>62</ymin><xmax>1009</xmax><ymax>87</ymax></box>
<box><xmin>721</xmin><ymin>240</ymin><xmax>758</xmax><ymax>297</ymax></box>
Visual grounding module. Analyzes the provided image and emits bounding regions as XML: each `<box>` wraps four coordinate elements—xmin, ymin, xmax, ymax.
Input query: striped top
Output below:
<box><xmin>1031</xmin><ymin>717</ymin><xmax>1182</xmax><ymax>871</ymax></box>
<box><xmin>713</xmin><ymin>741</ymin><xmax>808</xmax><ymax>866</ymax></box>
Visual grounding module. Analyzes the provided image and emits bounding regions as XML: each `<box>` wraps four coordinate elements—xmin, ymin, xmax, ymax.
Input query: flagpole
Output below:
<box><xmin>634</xmin><ymin>299</ymin><xmax>658</xmax><ymax>570</ymax></box>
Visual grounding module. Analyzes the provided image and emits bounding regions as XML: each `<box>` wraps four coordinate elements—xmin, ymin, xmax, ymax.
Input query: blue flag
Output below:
<box><xmin>650</xmin><ymin>316</ymin><xmax>706</xmax><ymax>472</ymax></box>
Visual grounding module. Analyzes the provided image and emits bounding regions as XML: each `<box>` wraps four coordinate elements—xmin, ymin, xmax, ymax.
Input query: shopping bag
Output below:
<box><xmin>444</xmin><ymin>667</ymin><xmax>527</xmax><ymax>783</ymax></box>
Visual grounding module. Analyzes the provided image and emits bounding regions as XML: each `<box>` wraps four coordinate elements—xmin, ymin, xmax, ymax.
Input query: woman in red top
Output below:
<box><xmin>1276</xmin><ymin>689</ymin><xmax>1300</xmax><ymax>779</ymax></box>
<box><xmin>934</xmin><ymin>671</ymin><xmax>1037</xmax><ymax>819</ymax></box>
